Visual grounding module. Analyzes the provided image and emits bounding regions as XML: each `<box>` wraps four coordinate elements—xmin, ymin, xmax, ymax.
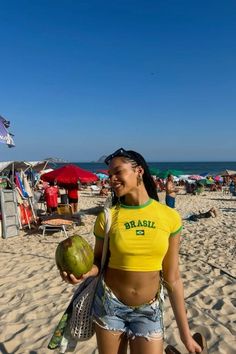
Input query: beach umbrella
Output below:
<box><xmin>200</xmin><ymin>172</ymin><xmax>210</xmax><ymax>177</ymax></box>
<box><xmin>218</xmin><ymin>169</ymin><xmax>236</xmax><ymax>176</ymax></box>
<box><xmin>189</xmin><ymin>175</ymin><xmax>205</xmax><ymax>181</ymax></box>
<box><xmin>200</xmin><ymin>179</ymin><xmax>214</xmax><ymax>185</ymax></box>
<box><xmin>178</xmin><ymin>174</ymin><xmax>191</xmax><ymax>180</ymax></box>
<box><xmin>41</xmin><ymin>164</ymin><xmax>98</xmax><ymax>185</ymax></box>
<box><xmin>96</xmin><ymin>173</ymin><xmax>108</xmax><ymax>180</ymax></box>
<box><xmin>96</xmin><ymin>169</ymin><xmax>109</xmax><ymax>175</ymax></box>
<box><xmin>214</xmin><ymin>175</ymin><xmax>223</xmax><ymax>182</ymax></box>
<box><xmin>157</xmin><ymin>169</ymin><xmax>183</xmax><ymax>179</ymax></box>
<box><xmin>149</xmin><ymin>167</ymin><xmax>161</xmax><ymax>176</ymax></box>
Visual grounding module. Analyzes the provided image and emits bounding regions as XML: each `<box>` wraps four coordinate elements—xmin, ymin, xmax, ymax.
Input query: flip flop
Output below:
<box><xmin>165</xmin><ymin>345</ymin><xmax>182</xmax><ymax>354</ymax></box>
<box><xmin>193</xmin><ymin>332</ymin><xmax>208</xmax><ymax>354</ymax></box>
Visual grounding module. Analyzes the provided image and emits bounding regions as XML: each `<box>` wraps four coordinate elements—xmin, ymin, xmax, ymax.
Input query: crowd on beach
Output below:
<box><xmin>0</xmin><ymin>156</ymin><xmax>236</xmax><ymax>354</ymax></box>
<box><xmin>1</xmin><ymin>161</ymin><xmax>236</xmax><ymax>220</ymax></box>
<box><xmin>33</xmin><ymin>178</ymin><xmax>110</xmax><ymax>215</ymax></box>
<box><xmin>32</xmin><ymin>171</ymin><xmax>236</xmax><ymax>217</ymax></box>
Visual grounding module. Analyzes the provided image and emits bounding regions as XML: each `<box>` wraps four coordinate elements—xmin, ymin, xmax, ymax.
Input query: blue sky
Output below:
<box><xmin>0</xmin><ymin>0</ymin><xmax>236</xmax><ymax>162</ymax></box>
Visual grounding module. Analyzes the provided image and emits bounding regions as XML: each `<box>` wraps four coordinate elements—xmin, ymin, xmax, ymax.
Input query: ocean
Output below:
<box><xmin>54</xmin><ymin>161</ymin><xmax>236</xmax><ymax>176</ymax></box>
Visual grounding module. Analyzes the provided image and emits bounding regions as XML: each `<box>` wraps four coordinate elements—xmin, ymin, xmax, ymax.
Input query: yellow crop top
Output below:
<box><xmin>94</xmin><ymin>199</ymin><xmax>182</xmax><ymax>271</ymax></box>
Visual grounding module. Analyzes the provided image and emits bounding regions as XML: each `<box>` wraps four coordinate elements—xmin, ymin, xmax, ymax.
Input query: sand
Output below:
<box><xmin>0</xmin><ymin>189</ymin><xmax>235</xmax><ymax>353</ymax></box>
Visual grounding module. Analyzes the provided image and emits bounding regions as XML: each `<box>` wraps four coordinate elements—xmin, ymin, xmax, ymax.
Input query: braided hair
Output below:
<box><xmin>110</xmin><ymin>150</ymin><xmax>159</xmax><ymax>205</ymax></box>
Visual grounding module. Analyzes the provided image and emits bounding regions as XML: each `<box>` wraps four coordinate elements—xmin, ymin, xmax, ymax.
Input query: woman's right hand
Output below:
<box><xmin>59</xmin><ymin>264</ymin><xmax>99</xmax><ymax>285</ymax></box>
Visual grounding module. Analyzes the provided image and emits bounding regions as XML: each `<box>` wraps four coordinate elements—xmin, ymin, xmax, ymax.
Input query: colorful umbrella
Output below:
<box><xmin>41</xmin><ymin>164</ymin><xmax>98</xmax><ymax>186</ymax></box>
<box><xmin>157</xmin><ymin>169</ymin><xmax>183</xmax><ymax>179</ymax></box>
<box><xmin>214</xmin><ymin>175</ymin><xmax>223</xmax><ymax>182</ymax></box>
<box><xmin>96</xmin><ymin>173</ymin><xmax>109</xmax><ymax>180</ymax></box>
<box><xmin>189</xmin><ymin>175</ymin><xmax>204</xmax><ymax>181</ymax></box>
<box><xmin>96</xmin><ymin>169</ymin><xmax>109</xmax><ymax>175</ymax></box>
<box><xmin>200</xmin><ymin>179</ymin><xmax>214</xmax><ymax>185</ymax></box>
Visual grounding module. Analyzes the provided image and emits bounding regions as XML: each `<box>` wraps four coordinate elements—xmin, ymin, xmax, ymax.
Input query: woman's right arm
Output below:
<box><xmin>60</xmin><ymin>237</ymin><xmax>104</xmax><ymax>285</ymax></box>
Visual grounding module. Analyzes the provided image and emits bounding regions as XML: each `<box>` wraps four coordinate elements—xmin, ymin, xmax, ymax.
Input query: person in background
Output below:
<box><xmin>155</xmin><ymin>177</ymin><xmax>165</xmax><ymax>192</ymax></box>
<box><xmin>99</xmin><ymin>185</ymin><xmax>109</xmax><ymax>197</ymax></box>
<box><xmin>44</xmin><ymin>181</ymin><xmax>59</xmax><ymax>214</ymax></box>
<box><xmin>59</xmin><ymin>187</ymin><xmax>68</xmax><ymax>204</ymax></box>
<box><xmin>186</xmin><ymin>207</ymin><xmax>217</xmax><ymax>222</ymax></box>
<box><xmin>229</xmin><ymin>179</ymin><xmax>235</xmax><ymax>194</ymax></box>
<box><xmin>67</xmin><ymin>183</ymin><xmax>79</xmax><ymax>213</ymax></box>
<box><xmin>61</xmin><ymin>148</ymin><xmax>201</xmax><ymax>354</ymax></box>
<box><xmin>165</xmin><ymin>174</ymin><xmax>179</xmax><ymax>208</ymax></box>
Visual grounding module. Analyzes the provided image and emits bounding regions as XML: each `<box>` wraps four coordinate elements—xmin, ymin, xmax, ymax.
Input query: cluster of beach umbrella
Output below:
<box><xmin>2</xmin><ymin>160</ymin><xmax>235</xmax><ymax>187</ymax></box>
<box><xmin>38</xmin><ymin>165</ymin><xmax>236</xmax><ymax>187</ymax></box>
<box><xmin>148</xmin><ymin>167</ymin><xmax>236</xmax><ymax>185</ymax></box>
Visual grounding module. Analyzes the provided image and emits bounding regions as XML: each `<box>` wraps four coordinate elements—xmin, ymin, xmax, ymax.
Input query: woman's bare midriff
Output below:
<box><xmin>104</xmin><ymin>267</ymin><xmax>160</xmax><ymax>307</ymax></box>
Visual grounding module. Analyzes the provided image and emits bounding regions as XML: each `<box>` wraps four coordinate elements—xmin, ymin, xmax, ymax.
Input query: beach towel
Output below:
<box><xmin>15</xmin><ymin>172</ymin><xmax>29</xmax><ymax>198</ymax></box>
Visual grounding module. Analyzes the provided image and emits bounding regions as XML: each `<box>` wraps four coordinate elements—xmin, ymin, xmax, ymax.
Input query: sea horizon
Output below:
<box><xmin>54</xmin><ymin>161</ymin><xmax>236</xmax><ymax>176</ymax></box>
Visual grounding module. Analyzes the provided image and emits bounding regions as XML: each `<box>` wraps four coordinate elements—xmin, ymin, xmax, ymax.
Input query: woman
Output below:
<box><xmin>44</xmin><ymin>181</ymin><xmax>59</xmax><ymax>214</ymax></box>
<box><xmin>62</xmin><ymin>148</ymin><xmax>202</xmax><ymax>354</ymax></box>
<box><xmin>67</xmin><ymin>184</ymin><xmax>79</xmax><ymax>213</ymax></box>
<box><xmin>187</xmin><ymin>207</ymin><xmax>217</xmax><ymax>222</ymax></box>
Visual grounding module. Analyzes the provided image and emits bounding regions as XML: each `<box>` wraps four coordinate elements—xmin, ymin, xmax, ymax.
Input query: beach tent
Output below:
<box><xmin>26</xmin><ymin>160</ymin><xmax>53</xmax><ymax>172</ymax></box>
<box><xmin>0</xmin><ymin>161</ymin><xmax>30</xmax><ymax>176</ymax></box>
<box><xmin>0</xmin><ymin>161</ymin><xmax>16</xmax><ymax>173</ymax></box>
<box><xmin>41</xmin><ymin>164</ymin><xmax>99</xmax><ymax>185</ymax></box>
<box><xmin>0</xmin><ymin>160</ymin><xmax>56</xmax><ymax>176</ymax></box>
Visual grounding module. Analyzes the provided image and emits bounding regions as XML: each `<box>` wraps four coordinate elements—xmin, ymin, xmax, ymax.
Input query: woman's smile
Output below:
<box><xmin>112</xmin><ymin>182</ymin><xmax>123</xmax><ymax>194</ymax></box>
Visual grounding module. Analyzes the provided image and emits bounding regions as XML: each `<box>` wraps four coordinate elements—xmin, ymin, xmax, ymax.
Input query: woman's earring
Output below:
<box><xmin>137</xmin><ymin>174</ymin><xmax>143</xmax><ymax>186</ymax></box>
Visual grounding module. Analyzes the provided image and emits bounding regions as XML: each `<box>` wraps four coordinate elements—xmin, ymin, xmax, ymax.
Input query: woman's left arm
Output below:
<box><xmin>162</xmin><ymin>233</ymin><xmax>202</xmax><ymax>353</ymax></box>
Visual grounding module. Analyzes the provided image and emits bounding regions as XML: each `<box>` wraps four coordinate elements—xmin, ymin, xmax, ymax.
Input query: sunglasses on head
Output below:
<box><xmin>104</xmin><ymin>148</ymin><xmax>133</xmax><ymax>165</ymax></box>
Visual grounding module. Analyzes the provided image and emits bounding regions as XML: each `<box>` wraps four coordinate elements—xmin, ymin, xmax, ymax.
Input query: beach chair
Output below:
<box><xmin>39</xmin><ymin>223</ymin><xmax>68</xmax><ymax>237</ymax></box>
<box><xmin>57</xmin><ymin>204</ymin><xmax>73</xmax><ymax>216</ymax></box>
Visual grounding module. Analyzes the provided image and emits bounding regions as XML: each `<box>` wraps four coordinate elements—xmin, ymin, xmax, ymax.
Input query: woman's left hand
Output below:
<box><xmin>60</xmin><ymin>264</ymin><xmax>99</xmax><ymax>285</ymax></box>
<box><xmin>182</xmin><ymin>335</ymin><xmax>202</xmax><ymax>353</ymax></box>
<box><xmin>60</xmin><ymin>270</ymin><xmax>83</xmax><ymax>284</ymax></box>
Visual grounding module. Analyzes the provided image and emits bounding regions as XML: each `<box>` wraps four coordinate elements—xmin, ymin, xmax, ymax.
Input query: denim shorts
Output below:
<box><xmin>165</xmin><ymin>195</ymin><xmax>175</xmax><ymax>208</ymax></box>
<box><xmin>92</xmin><ymin>277</ymin><xmax>164</xmax><ymax>340</ymax></box>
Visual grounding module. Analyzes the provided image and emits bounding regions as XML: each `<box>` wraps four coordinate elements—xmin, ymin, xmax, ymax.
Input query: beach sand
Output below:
<box><xmin>0</xmin><ymin>189</ymin><xmax>235</xmax><ymax>353</ymax></box>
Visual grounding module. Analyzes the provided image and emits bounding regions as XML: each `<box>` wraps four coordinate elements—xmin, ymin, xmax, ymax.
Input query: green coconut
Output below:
<box><xmin>55</xmin><ymin>235</ymin><xmax>94</xmax><ymax>278</ymax></box>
